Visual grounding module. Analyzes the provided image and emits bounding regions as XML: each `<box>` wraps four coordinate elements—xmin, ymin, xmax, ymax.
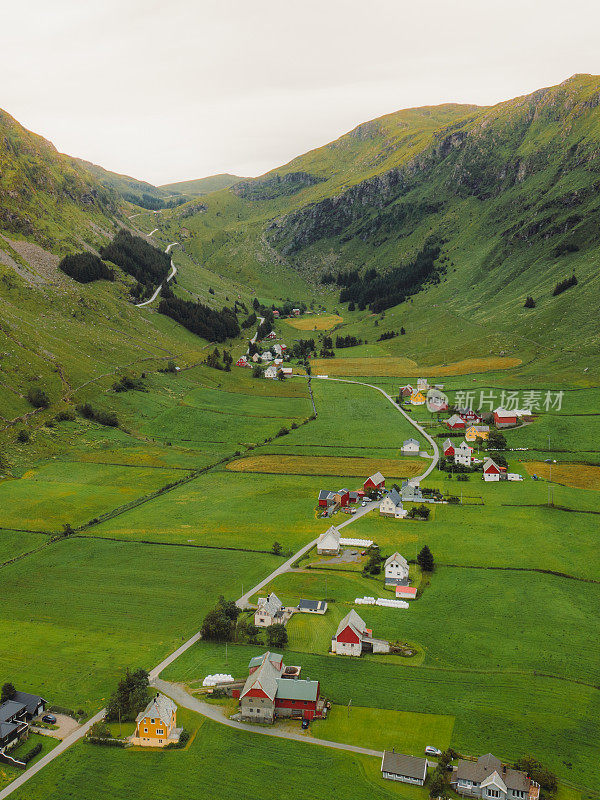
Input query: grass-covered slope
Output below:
<box><xmin>160</xmin><ymin>173</ymin><xmax>243</xmax><ymax>195</ymax></box>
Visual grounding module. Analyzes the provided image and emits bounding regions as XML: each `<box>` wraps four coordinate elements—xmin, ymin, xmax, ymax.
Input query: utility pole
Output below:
<box><xmin>348</xmin><ymin>698</ymin><xmax>352</xmax><ymax>718</ymax></box>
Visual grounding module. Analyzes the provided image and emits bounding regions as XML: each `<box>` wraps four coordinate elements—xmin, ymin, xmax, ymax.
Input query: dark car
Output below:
<box><xmin>42</xmin><ymin>714</ymin><xmax>57</xmax><ymax>724</ymax></box>
<box><xmin>301</xmin><ymin>719</ymin><xmax>309</xmax><ymax>729</ymax></box>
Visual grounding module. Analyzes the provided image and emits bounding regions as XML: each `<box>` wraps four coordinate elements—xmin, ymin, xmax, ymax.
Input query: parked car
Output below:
<box><xmin>425</xmin><ymin>746</ymin><xmax>442</xmax><ymax>756</ymax></box>
<box><xmin>42</xmin><ymin>714</ymin><xmax>57</xmax><ymax>724</ymax></box>
<box><xmin>301</xmin><ymin>719</ymin><xmax>309</xmax><ymax>729</ymax></box>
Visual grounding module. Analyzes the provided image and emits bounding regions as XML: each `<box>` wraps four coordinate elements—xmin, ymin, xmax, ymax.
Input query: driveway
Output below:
<box><xmin>30</xmin><ymin>714</ymin><xmax>80</xmax><ymax>740</ymax></box>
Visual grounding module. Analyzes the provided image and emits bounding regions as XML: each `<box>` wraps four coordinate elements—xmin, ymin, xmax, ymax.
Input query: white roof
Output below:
<box><xmin>385</xmin><ymin>552</ymin><xmax>408</xmax><ymax>569</ymax></box>
<box><xmin>317</xmin><ymin>526</ymin><xmax>340</xmax><ymax>549</ymax></box>
<box><xmin>136</xmin><ymin>693</ymin><xmax>176</xmax><ymax>726</ymax></box>
<box><xmin>335</xmin><ymin>609</ymin><xmax>366</xmax><ymax>639</ymax></box>
<box><xmin>481</xmin><ymin>772</ymin><xmax>508</xmax><ymax>794</ymax></box>
<box><xmin>366</xmin><ymin>471</ymin><xmax>385</xmax><ymax>485</ymax></box>
<box><xmin>257</xmin><ymin>592</ymin><xmax>283</xmax><ymax>616</ymax></box>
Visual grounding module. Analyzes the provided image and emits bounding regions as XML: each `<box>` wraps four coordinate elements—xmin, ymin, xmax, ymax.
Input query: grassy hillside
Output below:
<box><xmin>160</xmin><ymin>74</ymin><xmax>600</xmax><ymax>377</ymax></box>
<box><xmin>160</xmin><ymin>173</ymin><xmax>243</xmax><ymax>195</ymax></box>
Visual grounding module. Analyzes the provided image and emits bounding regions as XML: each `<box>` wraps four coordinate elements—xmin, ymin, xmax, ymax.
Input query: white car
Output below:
<box><xmin>361</xmin><ymin>502</ymin><xmax>367</xmax><ymax>507</ymax></box>
<box><xmin>425</xmin><ymin>746</ymin><xmax>442</xmax><ymax>757</ymax></box>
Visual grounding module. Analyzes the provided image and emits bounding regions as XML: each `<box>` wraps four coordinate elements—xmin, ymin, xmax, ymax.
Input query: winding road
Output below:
<box><xmin>135</xmin><ymin>242</ymin><xmax>179</xmax><ymax>308</ymax></box>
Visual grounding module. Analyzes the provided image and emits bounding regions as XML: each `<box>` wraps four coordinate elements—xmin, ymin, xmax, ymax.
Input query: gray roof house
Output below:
<box><xmin>380</xmin><ymin>487</ymin><xmax>406</xmax><ymax>518</ymax></box>
<box><xmin>297</xmin><ymin>599</ymin><xmax>328</xmax><ymax>614</ymax></box>
<box><xmin>381</xmin><ymin>751</ymin><xmax>428</xmax><ymax>785</ymax></box>
<box><xmin>254</xmin><ymin>592</ymin><xmax>285</xmax><ymax>627</ymax></box>
<box><xmin>0</xmin><ymin>701</ymin><xmax>28</xmax><ymax>752</ymax></box>
<box><xmin>451</xmin><ymin>753</ymin><xmax>539</xmax><ymax>800</ymax></box>
<box><xmin>11</xmin><ymin>692</ymin><xmax>46</xmax><ymax>719</ymax></box>
<box><xmin>401</xmin><ymin>437</ymin><xmax>420</xmax><ymax>454</ymax></box>
<box><xmin>384</xmin><ymin>551</ymin><xmax>409</xmax><ymax>585</ymax></box>
<box><xmin>401</xmin><ymin>479</ymin><xmax>423</xmax><ymax>502</ymax></box>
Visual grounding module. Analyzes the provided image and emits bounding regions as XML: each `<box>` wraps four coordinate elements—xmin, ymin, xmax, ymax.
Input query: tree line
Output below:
<box><xmin>158</xmin><ymin>285</ymin><xmax>240</xmax><ymax>343</ymax></box>
<box><xmin>59</xmin><ymin>252</ymin><xmax>114</xmax><ymax>283</ymax></box>
<box><xmin>100</xmin><ymin>230</ymin><xmax>171</xmax><ymax>290</ymax></box>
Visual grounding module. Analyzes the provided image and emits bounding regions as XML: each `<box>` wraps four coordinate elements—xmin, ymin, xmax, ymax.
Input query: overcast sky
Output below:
<box><xmin>2</xmin><ymin>0</ymin><xmax>599</xmax><ymax>185</ymax></box>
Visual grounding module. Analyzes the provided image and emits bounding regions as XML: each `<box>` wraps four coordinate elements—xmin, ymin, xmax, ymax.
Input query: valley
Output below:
<box><xmin>0</xmin><ymin>75</ymin><xmax>599</xmax><ymax>800</ymax></box>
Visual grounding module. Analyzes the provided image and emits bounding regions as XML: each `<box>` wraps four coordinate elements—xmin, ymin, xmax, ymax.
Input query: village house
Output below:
<box><xmin>254</xmin><ymin>592</ymin><xmax>286</xmax><ymax>627</ymax></box>
<box><xmin>385</xmin><ymin>552</ymin><xmax>409</xmax><ymax>585</ymax></box>
<box><xmin>264</xmin><ymin>365</ymin><xmax>278</xmax><ymax>379</ymax></box>
<box><xmin>410</xmin><ymin>390</ymin><xmax>426</xmax><ymax>405</ymax></box>
<box><xmin>281</xmin><ymin>366</ymin><xmax>293</xmax><ymax>376</ymax></box>
<box><xmin>131</xmin><ymin>693</ymin><xmax>181</xmax><ymax>748</ymax></box>
<box><xmin>427</xmin><ymin>388</ymin><xmax>449</xmax><ymax>411</ymax></box>
<box><xmin>380</xmin><ymin>488</ymin><xmax>406</xmax><ymax>518</ymax></box>
<box><xmin>297</xmin><ymin>599</ymin><xmax>328</xmax><ymax>614</ymax></box>
<box><xmin>494</xmin><ymin>407</ymin><xmax>518</xmax><ymax>428</ymax></box>
<box><xmin>318</xmin><ymin>490</ymin><xmax>336</xmax><ymax>508</ymax></box>
<box><xmin>272</xmin><ymin>343</ymin><xmax>283</xmax><ymax>356</ymax></box>
<box><xmin>381</xmin><ymin>751</ymin><xmax>428</xmax><ymax>786</ymax></box>
<box><xmin>417</xmin><ymin>377</ymin><xmax>429</xmax><ymax>392</ymax></box>
<box><xmin>457</xmin><ymin>407</ymin><xmax>483</xmax><ymax>424</ymax></box>
<box><xmin>401</xmin><ymin>437</ymin><xmax>420</xmax><ymax>455</ymax></box>
<box><xmin>292</xmin><ymin>308</ymin><xmax>301</xmax><ymax>316</ymax></box>
<box><xmin>266</xmin><ymin>331</ymin><xmax>277</xmax><ymax>339</ymax></box>
<box><xmin>445</xmin><ymin>414</ymin><xmax>466</xmax><ymax>430</ymax></box>
<box><xmin>317</xmin><ymin>526</ymin><xmax>340</xmax><ymax>555</ymax></box>
<box><xmin>260</xmin><ymin>351</ymin><xmax>273</xmax><ymax>361</ymax></box>
<box><xmin>401</xmin><ymin>479</ymin><xmax>423</xmax><ymax>502</ymax></box>
<box><xmin>483</xmin><ymin>457</ymin><xmax>503</xmax><ymax>481</ymax></box>
<box><xmin>399</xmin><ymin>384</ymin><xmax>414</xmax><ymax>398</ymax></box>
<box><xmin>273</xmin><ymin>309</ymin><xmax>280</xmax><ymax>318</ymax></box>
<box><xmin>450</xmin><ymin>753</ymin><xmax>539</xmax><ymax>800</ymax></box>
<box><xmin>251</xmin><ymin>353</ymin><xmax>260</xmax><ymax>362</ymax></box>
<box><xmin>364</xmin><ymin>471</ymin><xmax>385</xmax><ymax>493</ymax></box>
<box><xmin>237</xmin><ymin>652</ymin><xmax>324</xmax><ymax>723</ymax></box>
<box><xmin>0</xmin><ymin>691</ymin><xmax>46</xmax><ymax>754</ymax></box>
<box><xmin>396</xmin><ymin>585</ymin><xmax>417</xmax><ymax>600</ymax></box>
<box><xmin>443</xmin><ymin>438</ymin><xmax>455</xmax><ymax>457</ymax></box>
<box><xmin>466</xmin><ymin>425</ymin><xmax>490</xmax><ymax>442</ymax></box>
<box><xmin>331</xmin><ymin>610</ymin><xmax>390</xmax><ymax>656</ymax></box>
<box><xmin>334</xmin><ymin>488</ymin><xmax>350</xmax><ymax>507</ymax></box>
<box><xmin>236</xmin><ymin>356</ymin><xmax>248</xmax><ymax>367</ymax></box>
<box><xmin>454</xmin><ymin>441</ymin><xmax>474</xmax><ymax>467</ymax></box>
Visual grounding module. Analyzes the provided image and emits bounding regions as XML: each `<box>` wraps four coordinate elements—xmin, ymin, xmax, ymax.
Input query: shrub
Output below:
<box><xmin>552</xmin><ymin>274</ymin><xmax>578</xmax><ymax>296</ymax></box>
<box><xmin>417</xmin><ymin>545</ymin><xmax>434</xmax><ymax>571</ymax></box>
<box><xmin>524</xmin><ymin>296</ymin><xmax>535</xmax><ymax>308</ymax></box>
<box><xmin>17</xmin><ymin>429</ymin><xmax>30</xmax><ymax>443</ymax></box>
<box><xmin>26</xmin><ymin>387</ymin><xmax>50</xmax><ymax>408</ymax></box>
<box><xmin>165</xmin><ymin>728</ymin><xmax>191</xmax><ymax>749</ymax></box>
<box><xmin>22</xmin><ymin>743</ymin><xmax>42</xmax><ymax>763</ymax></box>
<box><xmin>89</xmin><ymin>721</ymin><xmax>111</xmax><ymax>739</ymax></box>
<box><xmin>59</xmin><ymin>252</ymin><xmax>114</xmax><ymax>283</ymax></box>
<box><xmin>276</xmin><ymin>427</ymin><xmax>289</xmax><ymax>437</ymax></box>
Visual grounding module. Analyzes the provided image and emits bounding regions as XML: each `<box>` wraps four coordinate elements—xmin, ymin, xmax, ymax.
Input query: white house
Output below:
<box><xmin>272</xmin><ymin>344</ymin><xmax>283</xmax><ymax>356</ymax></box>
<box><xmin>417</xmin><ymin>377</ymin><xmax>429</xmax><ymax>392</ymax></box>
<box><xmin>254</xmin><ymin>593</ymin><xmax>285</xmax><ymax>627</ymax></box>
<box><xmin>380</xmin><ymin>488</ymin><xmax>406</xmax><ymax>519</ymax></box>
<box><xmin>316</xmin><ymin>526</ymin><xmax>340</xmax><ymax>555</ymax></box>
<box><xmin>454</xmin><ymin>441</ymin><xmax>473</xmax><ymax>467</ymax></box>
<box><xmin>401</xmin><ymin>437</ymin><xmax>420</xmax><ymax>455</ymax></box>
<box><xmin>281</xmin><ymin>367</ymin><xmax>293</xmax><ymax>376</ymax></box>
<box><xmin>260</xmin><ymin>351</ymin><xmax>273</xmax><ymax>362</ymax></box>
<box><xmin>264</xmin><ymin>365</ymin><xmax>277</xmax><ymax>379</ymax></box>
<box><xmin>385</xmin><ymin>552</ymin><xmax>409</xmax><ymax>586</ymax></box>
<box><xmin>381</xmin><ymin>752</ymin><xmax>428</xmax><ymax>786</ymax></box>
<box><xmin>331</xmin><ymin>609</ymin><xmax>389</xmax><ymax>656</ymax></box>
<box><xmin>483</xmin><ymin>457</ymin><xmax>502</xmax><ymax>481</ymax></box>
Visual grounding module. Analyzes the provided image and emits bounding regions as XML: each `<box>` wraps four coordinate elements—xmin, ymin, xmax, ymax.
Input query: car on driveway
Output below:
<box><xmin>425</xmin><ymin>745</ymin><xmax>442</xmax><ymax>756</ymax></box>
<box><xmin>42</xmin><ymin>714</ymin><xmax>57</xmax><ymax>724</ymax></box>
<box><xmin>301</xmin><ymin>719</ymin><xmax>309</xmax><ymax>729</ymax></box>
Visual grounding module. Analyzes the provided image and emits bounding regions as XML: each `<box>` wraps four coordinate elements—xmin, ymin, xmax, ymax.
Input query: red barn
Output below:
<box><xmin>318</xmin><ymin>490</ymin><xmax>335</xmax><ymax>507</ymax></box>
<box><xmin>494</xmin><ymin>408</ymin><xmax>518</xmax><ymax>427</ymax></box>
<box><xmin>442</xmin><ymin>438</ymin><xmax>455</xmax><ymax>457</ymax></box>
<box><xmin>334</xmin><ymin>488</ymin><xmax>350</xmax><ymax>507</ymax></box>
<box><xmin>363</xmin><ymin>471</ymin><xmax>385</xmax><ymax>493</ymax></box>
<box><xmin>445</xmin><ymin>414</ymin><xmax>466</xmax><ymax>430</ymax></box>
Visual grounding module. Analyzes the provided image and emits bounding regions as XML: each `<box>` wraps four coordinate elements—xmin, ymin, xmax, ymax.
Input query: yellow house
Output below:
<box><xmin>465</xmin><ymin>425</ymin><xmax>490</xmax><ymax>442</ymax></box>
<box><xmin>131</xmin><ymin>693</ymin><xmax>181</xmax><ymax>747</ymax></box>
<box><xmin>410</xmin><ymin>391</ymin><xmax>426</xmax><ymax>406</ymax></box>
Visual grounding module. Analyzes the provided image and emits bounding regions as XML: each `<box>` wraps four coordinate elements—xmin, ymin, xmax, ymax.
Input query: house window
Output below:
<box><xmin>487</xmin><ymin>790</ymin><xmax>500</xmax><ymax>798</ymax></box>
<box><xmin>156</xmin><ymin>729</ymin><xmax>164</xmax><ymax>735</ymax></box>
<box><xmin>150</xmin><ymin>718</ymin><xmax>155</xmax><ymax>724</ymax></box>
<box><xmin>143</xmin><ymin>728</ymin><xmax>148</xmax><ymax>733</ymax></box>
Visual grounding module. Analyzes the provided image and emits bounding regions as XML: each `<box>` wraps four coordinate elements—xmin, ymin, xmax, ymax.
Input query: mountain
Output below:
<box><xmin>162</xmin><ymin>74</ymin><xmax>600</xmax><ymax>372</ymax></box>
<box><xmin>160</xmin><ymin>173</ymin><xmax>244</xmax><ymax>195</ymax></box>
<box><xmin>76</xmin><ymin>159</ymin><xmax>176</xmax><ymax>207</ymax></box>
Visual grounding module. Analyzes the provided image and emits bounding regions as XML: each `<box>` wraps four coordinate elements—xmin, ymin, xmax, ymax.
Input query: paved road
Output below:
<box><xmin>135</xmin><ymin>242</ymin><xmax>179</xmax><ymax>308</ymax></box>
<box><xmin>249</xmin><ymin>316</ymin><xmax>265</xmax><ymax>348</ymax></box>
<box><xmin>153</xmin><ymin>678</ymin><xmax>383</xmax><ymax>758</ymax></box>
<box><xmin>148</xmin><ymin>227</ymin><xmax>159</xmax><ymax>236</ymax></box>
<box><xmin>315</xmin><ymin>377</ymin><xmax>439</xmax><ymax>480</ymax></box>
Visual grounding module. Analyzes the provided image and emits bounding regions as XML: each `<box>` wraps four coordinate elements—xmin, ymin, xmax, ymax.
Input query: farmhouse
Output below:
<box><xmin>132</xmin><ymin>693</ymin><xmax>181</xmax><ymax>748</ymax></box>
<box><xmin>297</xmin><ymin>599</ymin><xmax>328</xmax><ymax>614</ymax></box>
<box><xmin>458</xmin><ymin>408</ymin><xmax>483</xmax><ymax>424</ymax></box>
<box><xmin>236</xmin><ymin>356</ymin><xmax>248</xmax><ymax>367</ymax></box>
<box><xmin>0</xmin><ymin>701</ymin><xmax>29</xmax><ymax>753</ymax></box>
<box><xmin>483</xmin><ymin>457</ymin><xmax>503</xmax><ymax>481</ymax></box>
<box><xmin>410</xmin><ymin>391</ymin><xmax>426</xmax><ymax>405</ymax></box>
<box><xmin>292</xmin><ymin>308</ymin><xmax>301</xmax><ymax>316</ymax></box>
<box><xmin>260</xmin><ymin>351</ymin><xmax>273</xmax><ymax>362</ymax></box>
<box><xmin>317</xmin><ymin>526</ymin><xmax>340</xmax><ymax>555</ymax></box>
<box><xmin>399</xmin><ymin>384</ymin><xmax>414</xmax><ymax>398</ymax></box>
<box><xmin>318</xmin><ymin>490</ymin><xmax>336</xmax><ymax>508</ymax></box>
<box><xmin>451</xmin><ymin>753</ymin><xmax>539</xmax><ymax>800</ymax></box>
<box><xmin>331</xmin><ymin>609</ymin><xmax>390</xmax><ymax>656</ymax></box>
<box><xmin>401</xmin><ymin>437</ymin><xmax>420</xmax><ymax>454</ymax></box>
<box><xmin>454</xmin><ymin>441</ymin><xmax>474</xmax><ymax>467</ymax></box>
<box><xmin>445</xmin><ymin>414</ymin><xmax>466</xmax><ymax>430</ymax></box>
<box><xmin>427</xmin><ymin>388</ymin><xmax>448</xmax><ymax>411</ymax></box>
<box><xmin>385</xmin><ymin>552</ymin><xmax>409</xmax><ymax>585</ymax></box>
<box><xmin>255</xmin><ymin>593</ymin><xmax>285</xmax><ymax>627</ymax></box>
<box><xmin>466</xmin><ymin>425</ymin><xmax>490</xmax><ymax>442</ymax></box>
<box><xmin>364</xmin><ymin>471</ymin><xmax>385</xmax><ymax>493</ymax></box>
<box><xmin>281</xmin><ymin>367</ymin><xmax>293</xmax><ymax>376</ymax></box>
<box><xmin>238</xmin><ymin>651</ymin><xmax>324</xmax><ymax>723</ymax></box>
<box><xmin>264</xmin><ymin>365</ymin><xmax>277</xmax><ymax>379</ymax></box>
<box><xmin>381</xmin><ymin>751</ymin><xmax>428</xmax><ymax>786</ymax></box>
<box><xmin>401</xmin><ymin>479</ymin><xmax>423</xmax><ymax>502</ymax></box>
<box><xmin>380</xmin><ymin>488</ymin><xmax>406</xmax><ymax>518</ymax></box>
<box><xmin>417</xmin><ymin>377</ymin><xmax>429</xmax><ymax>392</ymax></box>
<box><xmin>443</xmin><ymin>438</ymin><xmax>455</xmax><ymax>456</ymax></box>
<box><xmin>266</xmin><ymin>331</ymin><xmax>277</xmax><ymax>339</ymax></box>
<box><xmin>494</xmin><ymin>407</ymin><xmax>518</xmax><ymax>427</ymax></box>
<box><xmin>334</xmin><ymin>488</ymin><xmax>350</xmax><ymax>507</ymax></box>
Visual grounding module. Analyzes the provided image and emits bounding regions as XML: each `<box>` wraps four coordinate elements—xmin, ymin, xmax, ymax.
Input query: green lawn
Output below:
<box><xmin>311</xmin><ymin>704</ymin><xmax>454</xmax><ymax>755</ymax></box>
<box><xmin>0</xmin><ymin>733</ymin><xmax>59</xmax><ymax>792</ymax></box>
<box><xmin>9</xmin><ymin>711</ymin><xmax>431</xmax><ymax>800</ymax></box>
<box><xmin>0</xmin><ymin>528</ymin><xmax>50</xmax><ymax>563</ymax></box>
<box><xmin>0</xmin><ymin>537</ymin><xmax>279</xmax><ymax>710</ymax></box>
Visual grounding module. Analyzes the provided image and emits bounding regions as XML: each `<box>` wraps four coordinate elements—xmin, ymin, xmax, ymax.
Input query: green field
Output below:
<box><xmin>0</xmin><ymin>537</ymin><xmax>278</xmax><ymax>709</ymax></box>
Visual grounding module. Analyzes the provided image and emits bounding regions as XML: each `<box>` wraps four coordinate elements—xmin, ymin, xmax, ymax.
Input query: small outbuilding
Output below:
<box><xmin>297</xmin><ymin>599</ymin><xmax>328</xmax><ymax>614</ymax></box>
<box><xmin>381</xmin><ymin>751</ymin><xmax>428</xmax><ymax>786</ymax></box>
<box><xmin>317</xmin><ymin>526</ymin><xmax>340</xmax><ymax>555</ymax></box>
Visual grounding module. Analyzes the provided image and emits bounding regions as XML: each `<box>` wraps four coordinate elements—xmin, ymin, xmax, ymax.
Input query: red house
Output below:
<box><xmin>457</xmin><ymin>408</ymin><xmax>482</xmax><ymax>424</ymax></box>
<box><xmin>445</xmin><ymin>414</ymin><xmax>466</xmax><ymax>430</ymax></box>
<box><xmin>236</xmin><ymin>356</ymin><xmax>248</xmax><ymax>367</ymax></box>
<box><xmin>363</xmin><ymin>471</ymin><xmax>385</xmax><ymax>493</ymax></box>
<box><xmin>494</xmin><ymin>408</ymin><xmax>518</xmax><ymax>428</ymax></box>
<box><xmin>442</xmin><ymin>438</ymin><xmax>455</xmax><ymax>457</ymax></box>
<box><xmin>334</xmin><ymin>488</ymin><xmax>350</xmax><ymax>507</ymax></box>
<box><xmin>318</xmin><ymin>490</ymin><xmax>335</xmax><ymax>507</ymax></box>
<box><xmin>273</xmin><ymin>310</ymin><xmax>280</xmax><ymax>318</ymax></box>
